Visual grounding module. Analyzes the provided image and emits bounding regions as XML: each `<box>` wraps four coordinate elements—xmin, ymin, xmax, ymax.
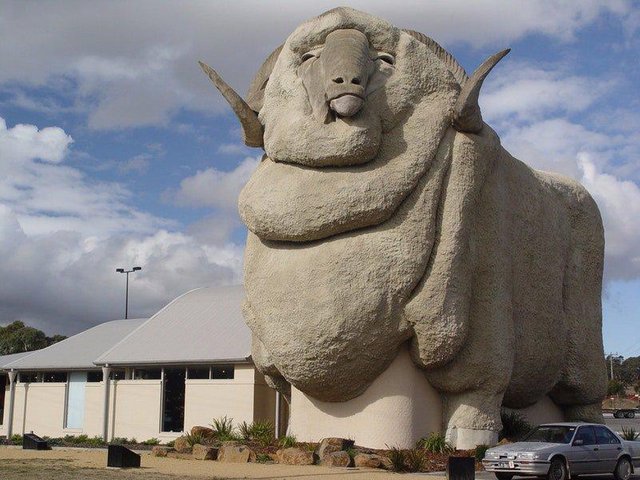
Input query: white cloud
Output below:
<box><xmin>0</xmin><ymin>1</ymin><xmax>634</xmax><ymax>129</ymax></box>
<box><xmin>119</xmin><ymin>153</ymin><xmax>152</xmax><ymax>174</ymax></box>
<box><xmin>0</xmin><ymin>117</ymin><xmax>244</xmax><ymax>334</ymax></box>
<box><xmin>172</xmin><ymin>156</ymin><xmax>259</xmax><ymax>211</ymax></box>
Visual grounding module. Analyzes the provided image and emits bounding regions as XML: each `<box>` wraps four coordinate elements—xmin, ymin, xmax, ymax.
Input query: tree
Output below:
<box><xmin>618</xmin><ymin>356</ymin><xmax>640</xmax><ymax>386</ymax></box>
<box><xmin>607</xmin><ymin>379</ymin><xmax>626</xmax><ymax>396</ymax></box>
<box><xmin>0</xmin><ymin>321</ymin><xmax>67</xmax><ymax>355</ymax></box>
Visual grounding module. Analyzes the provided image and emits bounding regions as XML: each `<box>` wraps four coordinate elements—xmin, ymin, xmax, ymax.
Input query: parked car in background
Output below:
<box><xmin>483</xmin><ymin>423</ymin><xmax>640</xmax><ymax>480</ymax></box>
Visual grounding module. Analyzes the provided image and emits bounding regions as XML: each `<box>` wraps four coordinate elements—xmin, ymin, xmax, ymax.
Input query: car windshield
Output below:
<box><xmin>522</xmin><ymin>426</ymin><xmax>576</xmax><ymax>444</ymax></box>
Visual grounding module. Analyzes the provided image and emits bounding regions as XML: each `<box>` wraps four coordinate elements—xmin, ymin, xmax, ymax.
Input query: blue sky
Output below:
<box><xmin>0</xmin><ymin>1</ymin><xmax>638</xmax><ymax>356</ymax></box>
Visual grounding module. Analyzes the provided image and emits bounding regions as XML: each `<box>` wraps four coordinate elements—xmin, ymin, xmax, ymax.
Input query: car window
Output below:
<box><xmin>594</xmin><ymin>426</ymin><xmax>620</xmax><ymax>444</ymax></box>
<box><xmin>522</xmin><ymin>426</ymin><xmax>575</xmax><ymax>443</ymax></box>
<box><xmin>574</xmin><ymin>426</ymin><xmax>597</xmax><ymax>445</ymax></box>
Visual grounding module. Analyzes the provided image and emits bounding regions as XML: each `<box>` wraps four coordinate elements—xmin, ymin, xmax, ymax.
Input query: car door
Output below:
<box><xmin>593</xmin><ymin>425</ymin><xmax>622</xmax><ymax>472</ymax></box>
<box><xmin>568</xmin><ymin>426</ymin><xmax>600</xmax><ymax>474</ymax></box>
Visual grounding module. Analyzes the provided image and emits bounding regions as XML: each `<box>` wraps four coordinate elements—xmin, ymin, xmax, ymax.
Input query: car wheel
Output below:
<box><xmin>625</xmin><ymin>411</ymin><xmax>635</xmax><ymax>419</ymax></box>
<box><xmin>547</xmin><ymin>457</ymin><xmax>568</xmax><ymax>480</ymax></box>
<box><xmin>614</xmin><ymin>457</ymin><xmax>632</xmax><ymax>480</ymax></box>
<box><xmin>495</xmin><ymin>474</ymin><xmax>514</xmax><ymax>480</ymax></box>
<box><xmin>614</xmin><ymin>411</ymin><xmax>623</xmax><ymax>418</ymax></box>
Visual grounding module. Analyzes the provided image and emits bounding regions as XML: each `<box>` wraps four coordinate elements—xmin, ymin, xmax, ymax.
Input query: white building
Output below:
<box><xmin>0</xmin><ymin>286</ymin><xmax>278</xmax><ymax>443</ymax></box>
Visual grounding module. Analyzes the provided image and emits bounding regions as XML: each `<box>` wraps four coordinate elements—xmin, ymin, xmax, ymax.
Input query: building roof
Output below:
<box><xmin>95</xmin><ymin>285</ymin><xmax>251</xmax><ymax>366</ymax></box>
<box><xmin>0</xmin><ymin>351</ymin><xmax>31</xmax><ymax>370</ymax></box>
<box><xmin>3</xmin><ymin>318</ymin><xmax>146</xmax><ymax>371</ymax></box>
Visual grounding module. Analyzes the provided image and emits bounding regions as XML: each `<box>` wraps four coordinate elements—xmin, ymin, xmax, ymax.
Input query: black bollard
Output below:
<box><xmin>107</xmin><ymin>444</ymin><xmax>141</xmax><ymax>468</ymax></box>
<box><xmin>447</xmin><ymin>456</ymin><xmax>475</xmax><ymax>480</ymax></box>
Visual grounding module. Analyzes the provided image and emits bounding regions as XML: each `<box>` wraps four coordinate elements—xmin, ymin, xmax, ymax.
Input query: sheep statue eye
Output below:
<box><xmin>376</xmin><ymin>53</ymin><xmax>395</xmax><ymax>65</ymax></box>
<box><xmin>301</xmin><ymin>52</ymin><xmax>317</xmax><ymax>62</ymax></box>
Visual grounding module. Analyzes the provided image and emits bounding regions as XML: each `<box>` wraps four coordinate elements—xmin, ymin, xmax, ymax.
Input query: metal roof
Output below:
<box><xmin>95</xmin><ymin>285</ymin><xmax>251</xmax><ymax>366</ymax></box>
<box><xmin>0</xmin><ymin>351</ymin><xmax>31</xmax><ymax>370</ymax></box>
<box><xmin>3</xmin><ymin>318</ymin><xmax>146</xmax><ymax>371</ymax></box>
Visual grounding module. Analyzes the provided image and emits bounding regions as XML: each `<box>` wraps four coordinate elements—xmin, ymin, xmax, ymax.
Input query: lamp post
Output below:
<box><xmin>115</xmin><ymin>266</ymin><xmax>141</xmax><ymax>319</ymax></box>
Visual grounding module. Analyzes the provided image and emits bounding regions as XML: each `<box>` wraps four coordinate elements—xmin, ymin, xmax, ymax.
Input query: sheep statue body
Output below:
<box><xmin>200</xmin><ymin>7</ymin><xmax>606</xmax><ymax>449</ymax></box>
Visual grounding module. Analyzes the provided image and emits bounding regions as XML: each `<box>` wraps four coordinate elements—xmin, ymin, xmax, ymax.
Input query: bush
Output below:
<box><xmin>256</xmin><ymin>453</ymin><xmax>272</xmax><ymax>463</ymax></box>
<box><xmin>405</xmin><ymin>448</ymin><xmax>426</xmax><ymax>472</ymax></box>
<box><xmin>608</xmin><ymin>379</ymin><xmax>626</xmax><ymax>396</ymax></box>
<box><xmin>475</xmin><ymin>444</ymin><xmax>490</xmax><ymax>461</ymax></box>
<box><xmin>211</xmin><ymin>415</ymin><xmax>238</xmax><ymax>441</ymax></box>
<box><xmin>500</xmin><ymin>410</ymin><xmax>532</xmax><ymax>441</ymax></box>
<box><xmin>142</xmin><ymin>438</ymin><xmax>160</xmax><ymax>445</ymax></box>
<box><xmin>85</xmin><ymin>436</ymin><xmax>106</xmax><ymax>447</ymax></box>
<box><xmin>417</xmin><ymin>432</ymin><xmax>454</xmax><ymax>453</ymax></box>
<box><xmin>165</xmin><ymin>439</ymin><xmax>175</xmax><ymax>447</ymax></box>
<box><xmin>184</xmin><ymin>431</ymin><xmax>205</xmax><ymax>447</ymax></box>
<box><xmin>10</xmin><ymin>434</ymin><xmax>23</xmax><ymax>445</ymax></box>
<box><xmin>110</xmin><ymin>437</ymin><xmax>129</xmax><ymax>445</ymax></box>
<box><xmin>621</xmin><ymin>427</ymin><xmax>640</xmax><ymax>441</ymax></box>
<box><xmin>387</xmin><ymin>446</ymin><xmax>407</xmax><ymax>472</ymax></box>
<box><xmin>278</xmin><ymin>435</ymin><xmax>297</xmax><ymax>448</ymax></box>
<box><xmin>238</xmin><ymin>420</ymin><xmax>274</xmax><ymax>446</ymax></box>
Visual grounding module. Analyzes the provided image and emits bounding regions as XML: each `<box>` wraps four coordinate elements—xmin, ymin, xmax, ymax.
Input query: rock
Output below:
<box><xmin>151</xmin><ymin>446</ymin><xmax>172</xmax><ymax>457</ymax></box>
<box><xmin>276</xmin><ymin>447</ymin><xmax>314</xmax><ymax>465</ymax></box>
<box><xmin>354</xmin><ymin>453</ymin><xmax>387</xmax><ymax>468</ymax></box>
<box><xmin>191</xmin><ymin>426</ymin><xmax>216</xmax><ymax>442</ymax></box>
<box><xmin>173</xmin><ymin>435</ymin><xmax>191</xmax><ymax>453</ymax></box>
<box><xmin>320</xmin><ymin>450</ymin><xmax>351</xmax><ymax>467</ymax></box>
<box><xmin>314</xmin><ymin>437</ymin><xmax>354</xmax><ymax>462</ymax></box>
<box><xmin>192</xmin><ymin>444</ymin><xmax>218</xmax><ymax>460</ymax></box>
<box><xmin>217</xmin><ymin>444</ymin><xmax>256</xmax><ymax>463</ymax></box>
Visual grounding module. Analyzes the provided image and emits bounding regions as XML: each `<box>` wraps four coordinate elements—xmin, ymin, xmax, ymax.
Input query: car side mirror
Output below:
<box><xmin>573</xmin><ymin>439</ymin><xmax>584</xmax><ymax>446</ymax></box>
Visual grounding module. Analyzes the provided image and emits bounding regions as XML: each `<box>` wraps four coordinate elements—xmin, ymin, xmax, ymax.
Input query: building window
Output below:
<box><xmin>0</xmin><ymin>374</ymin><xmax>5</xmax><ymax>425</ymax></box>
<box><xmin>212</xmin><ymin>365</ymin><xmax>234</xmax><ymax>379</ymax></box>
<box><xmin>162</xmin><ymin>368</ymin><xmax>185</xmax><ymax>432</ymax></box>
<box><xmin>87</xmin><ymin>371</ymin><xmax>103</xmax><ymax>382</ymax></box>
<box><xmin>43</xmin><ymin>371</ymin><xmax>68</xmax><ymax>383</ymax></box>
<box><xmin>133</xmin><ymin>368</ymin><xmax>161</xmax><ymax>380</ymax></box>
<box><xmin>110</xmin><ymin>370</ymin><xmax>125</xmax><ymax>380</ymax></box>
<box><xmin>187</xmin><ymin>367</ymin><xmax>209</xmax><ymax>379</ymax></box>
<box><xmin>19</xmin><ymin>372</ymin><xmax>38</xmax><ymax>383</ymax></box>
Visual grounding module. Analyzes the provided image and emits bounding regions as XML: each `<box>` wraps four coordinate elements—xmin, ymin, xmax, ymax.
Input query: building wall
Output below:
<box><xmin>110</xmin><ymin>380</ymin><xmax>162</xmax><ymax>441</ymax></box>
<box><xmin>0</xmin><ymin>364</ymin><xmax>277</xmax><ymax>442</ymax></box>
<box><xmin>183</xmin><ymin>365</ymin><xmax>270</xmax><ymax>431</ymax></box>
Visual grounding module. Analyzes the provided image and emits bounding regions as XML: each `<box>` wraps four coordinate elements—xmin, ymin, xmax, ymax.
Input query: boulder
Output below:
<box><xmin>192</xmin><ymin>444</ymin><xmax>218</xmax><ymax>460</ymax></box>
<box><xmin>151</xmin><ymin>446</ymin><xmax>172</xmax><ymax>457</ymax></box>
<box><xmin>191</xmin><ymin>426</ymin><xmax>216</xmax><ymax>442</ymax></box>
<box><xmin>313</xmin><ymin>437</ymin><xmax>354</xmax><ymax>462</ymax></box>
<box><xmin>354</xmin><ymin>453</ymin><xmax>387</xmax><ymax>468</ymax></box>
<box><xmin>173</xmin><ymin>435</ymin><xmax>191</xmax><ymax>453</ymax></box>
<box><xmin>218</xmin><ymin>444</ymin><xmax>256</xmax><ymax>463</ymax></box>
<box><xmin>320</xmin><ymin>450</ymin><xmax>351</xmax><ymax>467</ymax></box>
<box><xmin>277</xmin><ymin>447</ymin><xmax>314</xmax><ymax>465</ymax></box>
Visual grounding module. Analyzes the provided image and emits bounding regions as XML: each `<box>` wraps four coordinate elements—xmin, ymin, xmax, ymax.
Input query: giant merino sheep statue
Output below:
<box><xmin>200</xmin><ymin>7</ymin><xmax>607</xmax><ymax>448</ymax></box>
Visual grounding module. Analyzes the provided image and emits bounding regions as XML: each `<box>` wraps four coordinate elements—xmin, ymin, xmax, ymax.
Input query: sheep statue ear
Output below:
<box><xmin>453</xmin><ymin>49</ymin><xmax>510</xmax><ymax>133</ymax></box>
<box><xmin>198</xmin><ymin>61</ymin><xmax>264</xmax><ymax>148</ymax></box>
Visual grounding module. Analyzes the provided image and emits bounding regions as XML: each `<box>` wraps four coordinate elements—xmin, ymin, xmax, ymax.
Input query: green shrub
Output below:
<box><xmin>238</xmin><ymin>420</ymin><xmax>274</xmax><ymax>446</ymax></box>
<box><xmin>345</xmin><ymin>447</ymin><xmax>357</xmax><ymax>460</ymax></box>
<box><xmin>10</xmin><ymin>434</ymin><xmax>23</xmax><ymax>445</ymax></box>
<box><xmin>184</xmin><ymin>431</ymin><xmax>205</xmax><ymax>447</ymax></box>
<box><xmin>256</xmin><ymin>453</ymin><xmax>272</xmax><ymax>463</ymax></box>
<box><xmin>500</xmin><ymin>410</ymin><xmax>532</xmax><ymax>441</ymax></box>
<box><xmin>621</xmin><ymin>427</ymin><xmax>640</xmax><ymax>441</ymax></box>
<box><xmin>110</xmin><ymin>437</ymin><xmax>129</xmax><ymax>445</ymax></box>
<box><xmin>405</xmin><ymin>448</ymin><xmax>426</xmax><ymax>472</ymax></box>
<box><xmin>211</xmin><ymin>415</ymin><xmax>236</xmax><ymax>441</ymax></box>
<box><xmin>142</xmin><ymin>438</ymin><xmax>160</xmax><ymax>445</ymax></box>
<box><xmin>475</xmin><ymin>444</ymin><xmax>490</xmax><ymax>461</ymax></box>
<box><xmin>387</xmin><ymin>446</ymin><xmax>406</xmax><ymax>472</ymax></box>
<box><xmin>417</xmin><ymin>432</ymin><xmax>454</xmax><ymax>453</ymax></box>
<box><xmin>165</xmin><ymin>440</ymin><xmax>175</xmax><ymax>448</ymax></box>
<box><xmin>86</xmin><ymin>436</ymin><xmax>106</xmax><ymax>447</ymax></box>
<box><xmin>278</xmin><ymin>435</ymin><xmax>297</xmax><ymax>448</ymax></box>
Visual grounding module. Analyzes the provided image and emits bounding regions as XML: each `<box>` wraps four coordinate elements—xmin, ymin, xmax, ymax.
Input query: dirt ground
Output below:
<box><xmin>0</xmin><ymin>446</ymin><xmax>445</xmax><ymax>479</ymax></box>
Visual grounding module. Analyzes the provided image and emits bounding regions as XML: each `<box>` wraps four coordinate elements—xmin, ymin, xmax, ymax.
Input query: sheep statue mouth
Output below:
<box><xmin>329</xmin><ymin>93</ymin><xmax>364</xmax><ymax>117</ymax></box>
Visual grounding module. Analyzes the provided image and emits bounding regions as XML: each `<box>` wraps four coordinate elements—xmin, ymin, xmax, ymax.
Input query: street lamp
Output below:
<box><xmin>115</xmin><ymin>266</ymin><xmax>142</xmax><ymax>319</ymax></box>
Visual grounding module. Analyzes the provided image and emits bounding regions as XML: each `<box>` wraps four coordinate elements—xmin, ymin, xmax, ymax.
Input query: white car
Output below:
<box><xmin>483</xmin><ymin>423</ymin><xmax>640</xmax><ymax>480</ymax></box>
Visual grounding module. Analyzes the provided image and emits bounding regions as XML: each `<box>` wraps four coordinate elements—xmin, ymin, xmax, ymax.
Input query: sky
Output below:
<box><xmin>0</xmin><ymin>1</ymin><xmax>638</xmax><ymax>356</ymax></box>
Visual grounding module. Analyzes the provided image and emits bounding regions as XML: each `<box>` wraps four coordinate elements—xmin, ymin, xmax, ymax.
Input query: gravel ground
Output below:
<box><xmin>0</xmin><ymin>446</ymin><xmax>432</xmax><ymax>480</ymax></box>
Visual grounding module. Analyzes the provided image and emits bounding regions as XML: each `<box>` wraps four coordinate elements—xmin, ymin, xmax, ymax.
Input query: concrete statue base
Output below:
<box><xmin>289</xmin><ymin>346</ymin><xmax>441</xmax><ymax>449</ymax></box>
